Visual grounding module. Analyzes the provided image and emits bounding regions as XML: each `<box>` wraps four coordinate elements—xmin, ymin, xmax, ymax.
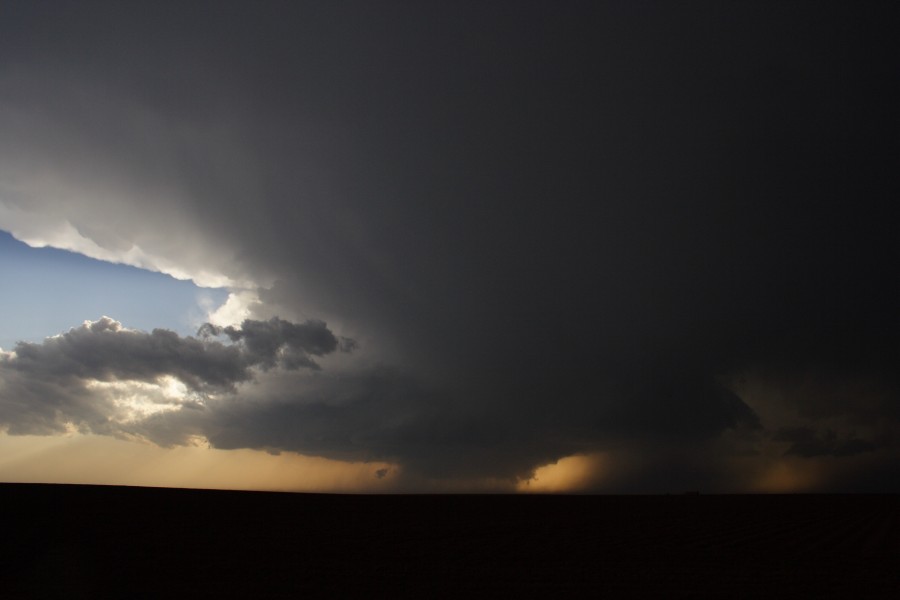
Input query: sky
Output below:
<box><xmin>0</xmin><ymin>231</ymin><xmax>227</xmax><ymax>350</ymax></box>
<box><xmin>0</xmin><ymin>1</ymin><xmax>897</xmax><ymax>493</ymax></box>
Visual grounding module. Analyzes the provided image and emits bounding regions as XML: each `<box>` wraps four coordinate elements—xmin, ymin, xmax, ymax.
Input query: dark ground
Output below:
<box><xmin>2</xmin><ymin>484</ymin><xmax>897</xmax><ymax>598</ymax></box>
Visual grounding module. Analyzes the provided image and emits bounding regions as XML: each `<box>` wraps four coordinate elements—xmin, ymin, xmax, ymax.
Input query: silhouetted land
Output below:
<box><xmin>3</xmin><ymin>484</ymin><xmax>897</xmax><ymax>597</ymax></box>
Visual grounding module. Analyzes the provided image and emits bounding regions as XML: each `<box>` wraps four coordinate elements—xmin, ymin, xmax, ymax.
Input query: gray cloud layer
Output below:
<box><xmin>1</xmin><ymin>3</ymin><xmax>897</xmax><ymax>490</ymax></box>
<box><xmin>12</xmin><ymin>318</ymin><xmax>248</xmax><ymax>391</ymax></box>
<box><xmin>10</xmin><ymin>317</ymin><xmax>343</xmax><ymax>389</ymax></box>
<box><xmin>0</xmin><ymin>317</ymin><xmax>350</xmax><ymax>435</ymax></box>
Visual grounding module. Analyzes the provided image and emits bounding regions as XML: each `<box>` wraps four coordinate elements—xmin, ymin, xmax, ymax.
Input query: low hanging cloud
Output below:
<box><xmin>0</xmin><ymin>315</ymin><xmax>765</xmax><ymax>486</ymax></box>
<box><xmin>0</xmin><ymin>313</ymin><xmax>893</xmax><ymax>491</ymax></box>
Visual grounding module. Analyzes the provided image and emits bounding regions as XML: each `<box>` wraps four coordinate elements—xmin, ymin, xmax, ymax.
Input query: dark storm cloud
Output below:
<box><xmin>594</xmin><ymin>376</ymin><xmax>761</xmax><ymax>441</ymax></box>
<box><xmin>200</xmin><ymin>317</ymin><xmax>351</xmax><ymax>371</ymax></box>
<box><xmin>0</xmin><ymin>2</ymin><xmax>897</xmax><ymax>489</ymax></box>
<box><xmin>774</xmin><ymin>427</ymin><xmax>880</xmax><ymax>459</ymax></box>
<box><xmin>119</xmin><ymin>366</ymin><xmax>583</xmax><ymax>481</ymax></box>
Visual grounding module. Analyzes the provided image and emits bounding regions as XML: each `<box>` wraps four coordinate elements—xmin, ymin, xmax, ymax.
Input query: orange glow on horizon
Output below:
<box><xmin>751</xmin><ymin>459</ymin><xmax>822</xmax><ymax>493</ymax></box>
<box><xmin>0</xmin><ymin>433</ymin><xmax>396</xmax><ymax>493</ymax></box>
<box><xmin>517</xmin><ymin>453</ymin><xmax>610</xmax><ymax>493</ymax></box>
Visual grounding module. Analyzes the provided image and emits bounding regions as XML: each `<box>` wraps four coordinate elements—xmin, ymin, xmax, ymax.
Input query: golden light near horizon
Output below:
<box><xmin>750</xmin><ymin>459</ymin><xmax>823</xmax><ymax>494</ymax></box>
<box><xmin>517</xmin><ymin>453</ymin><xmax>610</xmax><ymax>493</ymax></box>
<box><xmin>0</xmin><ymin>433</ymin><xmax>397</xmax><ymax>493</ymax></box>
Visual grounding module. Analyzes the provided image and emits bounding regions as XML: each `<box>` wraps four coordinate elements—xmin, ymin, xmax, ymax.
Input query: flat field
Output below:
<box><xmin>3</xmin><ymin>484</ymin><xmax>897</xmax><ymax>597</ymax></box>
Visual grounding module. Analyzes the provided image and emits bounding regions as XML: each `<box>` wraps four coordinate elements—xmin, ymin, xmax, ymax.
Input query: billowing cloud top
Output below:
<box><xmin>0</xmin><ymin>3</ymin><xmax>897</xmax><ymax>491</ymax></box>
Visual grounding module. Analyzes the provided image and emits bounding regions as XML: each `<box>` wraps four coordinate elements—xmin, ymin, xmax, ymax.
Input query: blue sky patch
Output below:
<box><xmin>0</xmin><ymin>230</ymin><xmax>227</xmax><ymax>349</ymax></box>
